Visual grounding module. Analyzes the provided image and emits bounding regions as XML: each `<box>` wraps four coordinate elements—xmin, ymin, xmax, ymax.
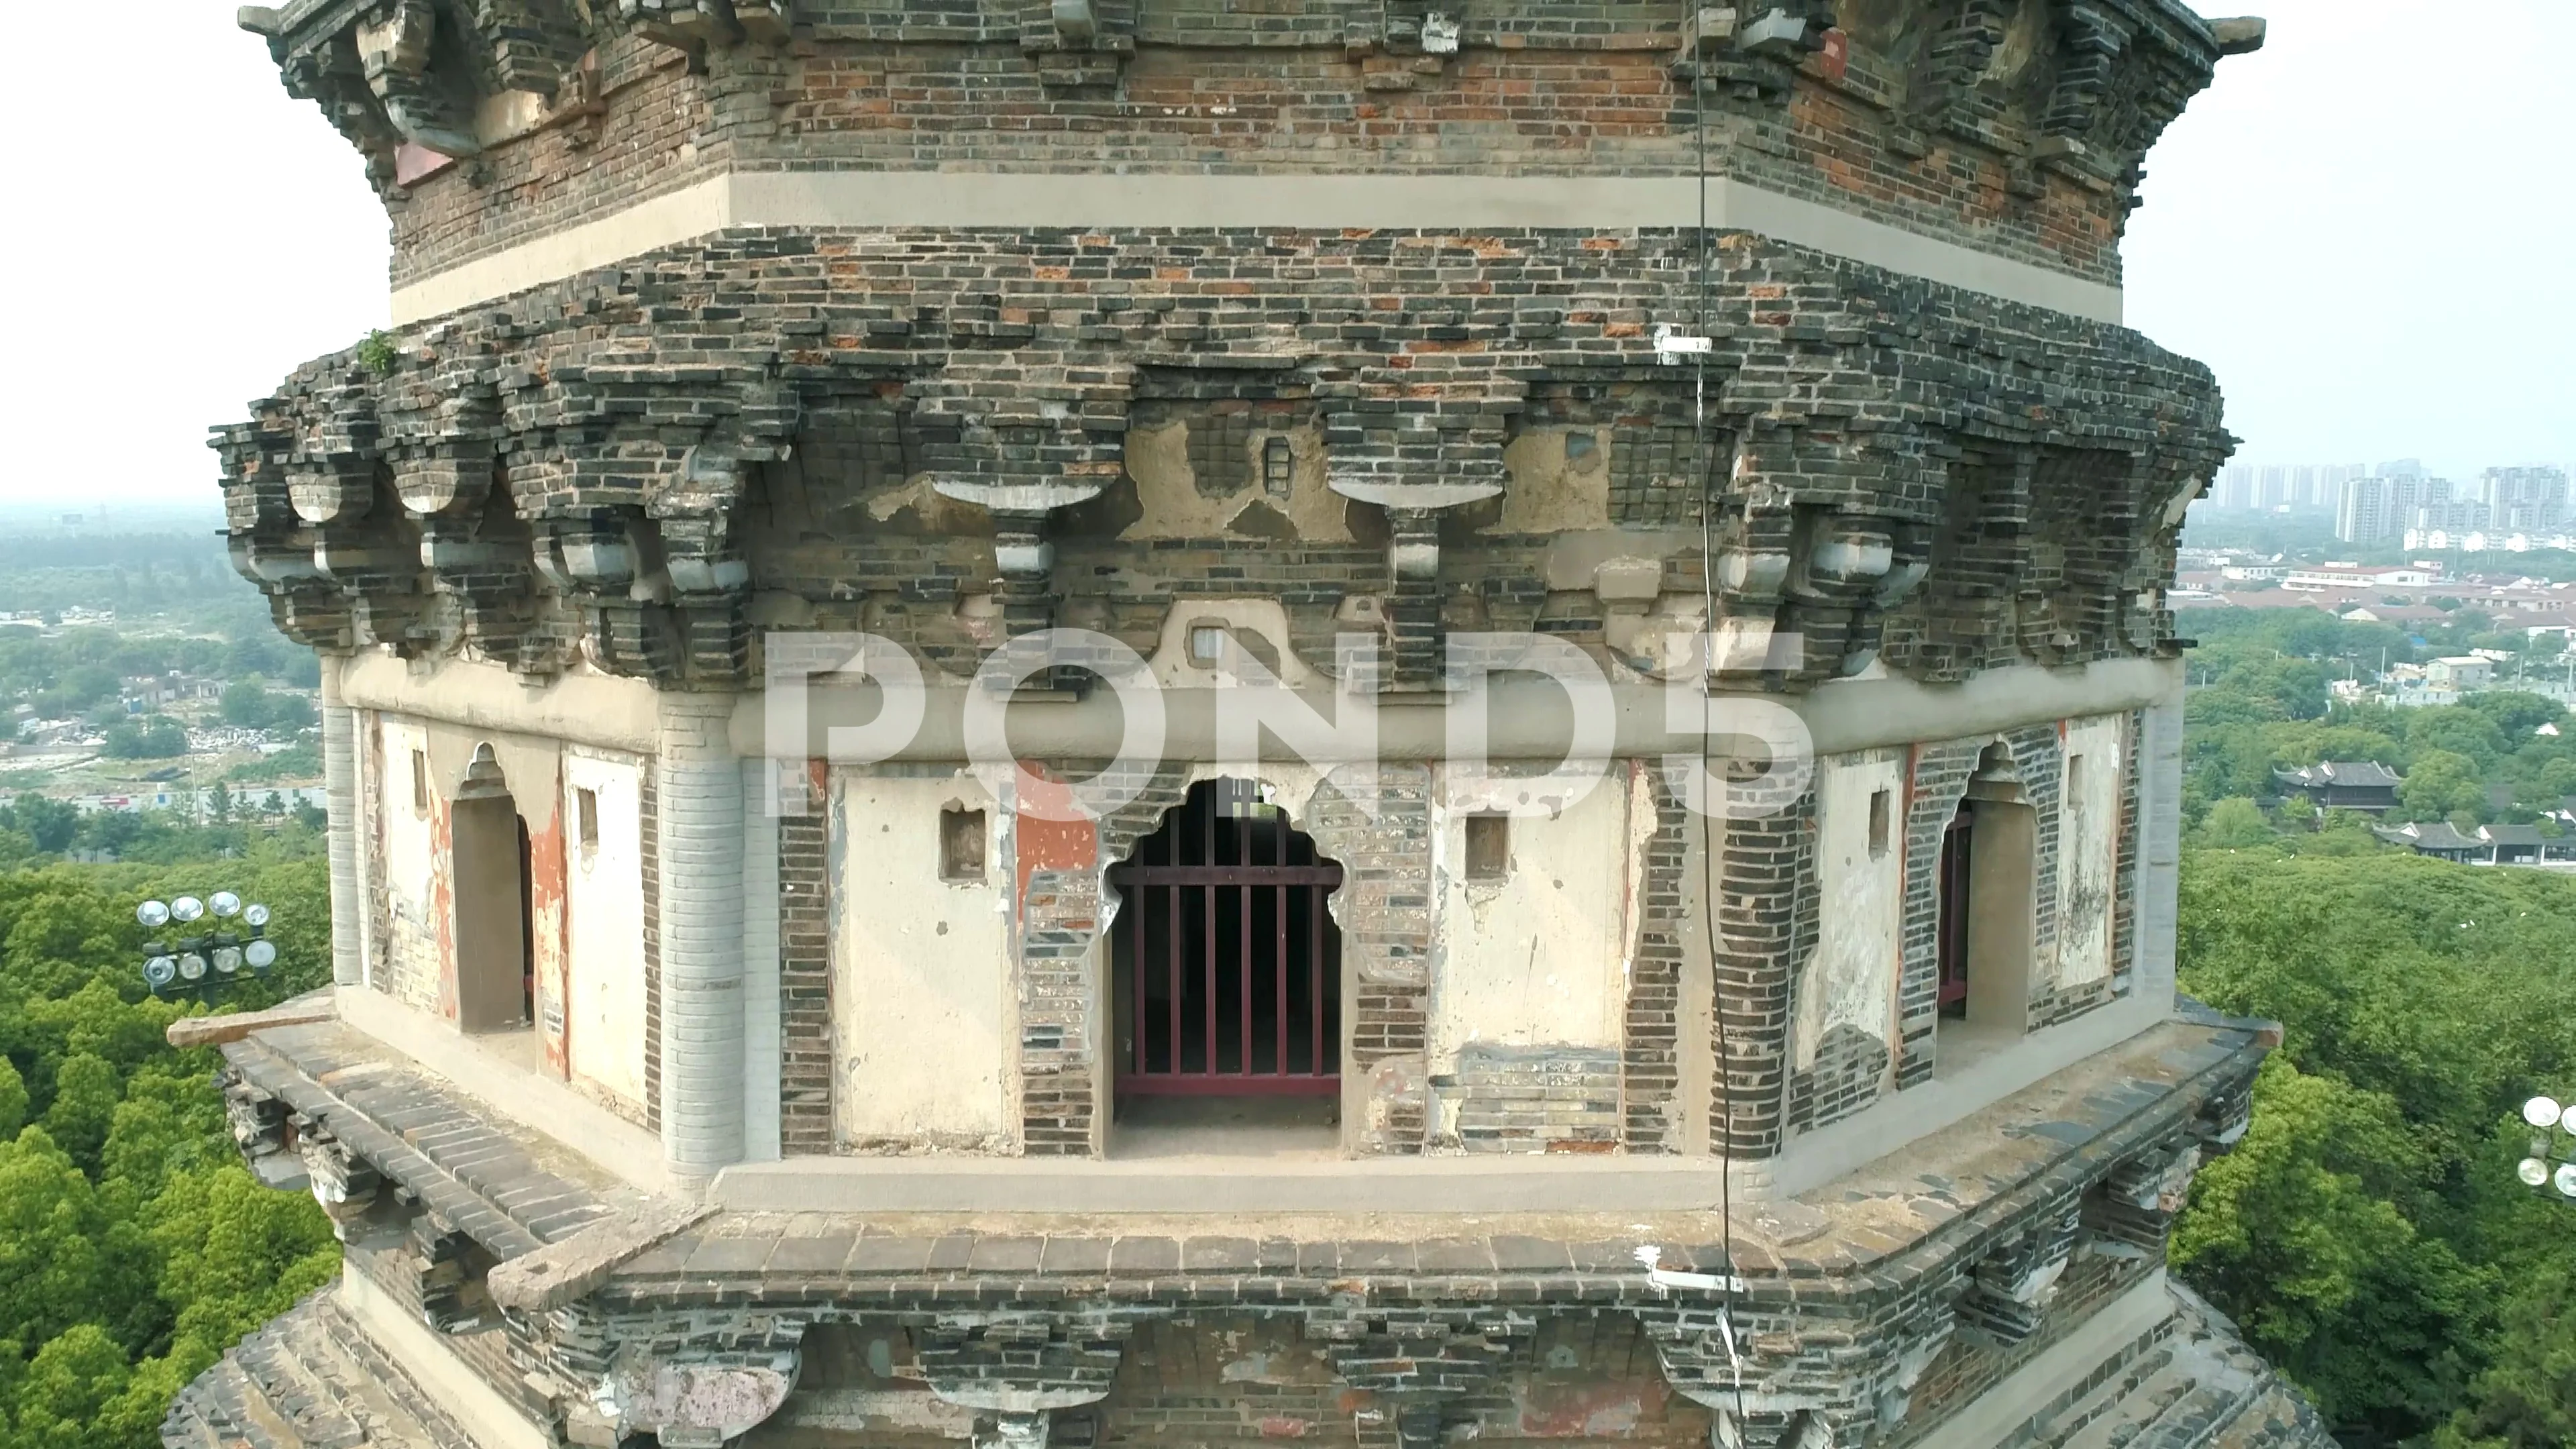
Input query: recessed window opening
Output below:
<box><xmin>2065</xmin><ymin>753</ymin><xmax>2087</xmax><ymax>806</ymax></box>
<box><xmin>940</xmin><ymin>807</ymin><xmax>987</xmax><ymax>882</ymax></box>
<box><xmin>1868</xmin><ymin>788</ymin><xmax>1892</xmax><ymax>859</ymax></box>
<box><xmin>1465</xmin><ymin>812</ymin><xmax>1511</xmax><ymax>880</ymax></box>
<box><xmin>576</xmin><ymin>787</ymin><xmax>600</xmax><ymax>856</ymax></box>
<box><xmin>1108</xmin><ymin>779</ymin><xmax>1344</xmax><ymax>1112</ymax></box>
<box><xmin>1189</xmin><ymin>624</ymin><xmax>1228</xmax><ymax>665</ymax></box>
<box><xmin>411</xmin><ymin>749</ymin><xmax>430</xmax><ymax>814</ymax></box>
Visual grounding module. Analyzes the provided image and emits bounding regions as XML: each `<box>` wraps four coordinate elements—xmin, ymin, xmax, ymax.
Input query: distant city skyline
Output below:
<box><xmin>2121</xmin><ymin>1</ymin><xmax>2574</xmax><ymax>481</ymax></box>
<box><xmin>0</xmin><ymin>0</ymin><xmax>2566</xmax><ymax>507</ymax></box>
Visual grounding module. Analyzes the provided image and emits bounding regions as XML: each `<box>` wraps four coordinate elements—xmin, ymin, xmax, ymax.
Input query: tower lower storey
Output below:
<box><xmin>167</xmin><ymin>1004</ymin><xmax>2326</xmax><ymax>1449</ymax></box>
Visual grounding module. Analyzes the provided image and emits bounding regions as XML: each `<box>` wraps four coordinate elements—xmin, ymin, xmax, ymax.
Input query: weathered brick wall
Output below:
<box><xmin>1892</xmin><ymin>1252</ymin><xmax>2157</xmax><ymax>1445</ymax></box>
<box><xmin>1707</xmin><ymin>772</ymin><xmax>1813</xmax><ymax>1158</ymax></box>
<box><xmin>1015</xmin><ymin>763</ymin><xmax>1192</xmax><ymax>1155</ymax></box>
<box><xmin>391</xmin><ymin>34</ymin><xmax>710</xmax><ymax>286</ymax></box>
<box><xmin>1318</xmin><ymin>766</ymin><xmax>1438</xmax><ymax>1152</ymax></box>
<box><xmin>344</xmin><ymin>1225</ymin><xmax>554</xmax><ymax>1427</ymax></box>
<box><xmin>1440</xmin><ymin>1044</ymin><xmax>1623</xmax><ymax>1154</ymax></box>
<box><xmin>1621</xmin><ymin>771</ymin><xmax>1693</xmax><ymax>1152</ymax></box>
<box><xmin>638</xmin><ymin>763</ymin><xmax>663</xmax><ymax>1134</ymax></box>
<box><xmin>777</xmin><ymin>759</ymin><xmax>835</xmax><ymax>1153</ymax></box>
<box><xmin>225</xmin><ymin>222</ymin><xmax>2222</xmax><ymax>703</ymax></box>
<box><xmin>1081</xmin><ymin>1314</ymin><xmax>1716</xmax><ymax>1447</ymax></box>
<box><xmin>362</xmin><ymin>6</ymin><xmax>2225</xmax><ymax>290</ymax></box>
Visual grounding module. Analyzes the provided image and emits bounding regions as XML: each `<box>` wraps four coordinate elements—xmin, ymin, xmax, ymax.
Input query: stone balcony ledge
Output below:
<box><xmin>592</xmin><ymin>1011</ymin><xmax>2263</xmax><ymax>1310</ymax></box>
<box><xmin>200</xmin><ymin>991</ymin><xmax>2262</xmax><ymax>1305</ymax></box>
<box><xmin>209</xmin><ymin>996</ymin><xmax>658</xmax><ymax>1256</ymax></box>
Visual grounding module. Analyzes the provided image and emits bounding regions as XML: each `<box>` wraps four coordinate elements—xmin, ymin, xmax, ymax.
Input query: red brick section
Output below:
<box><xmin>1016</xmin><ymin>767</ymin><xmax>1132</xmax><ymax>1157</ymax></box>
<box><xmin>382</xmin><ymin>13</ymin><xmax>2210</xmax><ymax>291</ymax></box>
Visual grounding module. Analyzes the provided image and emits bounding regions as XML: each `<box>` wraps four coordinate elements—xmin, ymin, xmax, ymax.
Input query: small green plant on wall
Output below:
<box><xmin>356</xmin><ymin>329</ymin><xmax>400</xmax><ymax>376</ymax></box>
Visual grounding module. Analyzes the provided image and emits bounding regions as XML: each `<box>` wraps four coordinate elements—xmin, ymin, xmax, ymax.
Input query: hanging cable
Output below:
<box><xmin>1685</xmin><ymin>3</ymin><xmax>1751</xmax><ymax>1434</ymax></box>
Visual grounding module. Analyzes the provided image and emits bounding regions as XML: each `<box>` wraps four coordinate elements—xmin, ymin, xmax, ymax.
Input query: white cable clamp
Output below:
<box><xmin>1634</xmin><ymin>1246</ymin><xmax>1745</xmax><ymax>1369</ymax></box>
<box><xmin>1652</xmin><ymin>323</ymin><xmax>1714</xmax><ymax>364</ymax></box>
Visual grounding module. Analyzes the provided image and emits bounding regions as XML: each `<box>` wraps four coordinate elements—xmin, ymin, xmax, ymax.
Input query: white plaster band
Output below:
<box><xmin>335</xmin><ymin>649</ymin><xmax>2180</xmax><ymax>767</ymax></box>
<box><xmin>390</xmin><ymin>170</ymin><xmax>2125</xmax><ymax>325</ymax></box>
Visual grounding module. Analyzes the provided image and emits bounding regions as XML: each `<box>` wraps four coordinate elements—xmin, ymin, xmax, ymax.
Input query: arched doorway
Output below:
<box><xmin>1108</xmin><ymin>780</ymin><xmax>1342</xmax><ymax>1112</ymax></box>
<box><xmin>450</xmin><ymin>745</ymin><xmax>535</xmax><ymax>1032</ymax></box>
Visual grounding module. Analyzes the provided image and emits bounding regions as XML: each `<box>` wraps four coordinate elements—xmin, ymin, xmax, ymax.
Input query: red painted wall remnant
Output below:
<box><xmin>529</xmin><ymin>773</ymin><xmax>571</xmax><ymax>1079</ymax></box>
<box><xmin>1012</xmin><ymin>765</ymin><xmax>1099</xmax><ymax>914</ymax></box>
<box><xmin>431</xmin><ymin>790</ymin><xmax>458</xmax><ymax>1022</ymax></box>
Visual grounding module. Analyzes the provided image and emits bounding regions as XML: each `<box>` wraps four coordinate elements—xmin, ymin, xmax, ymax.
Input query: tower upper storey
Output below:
<box><xmin>243</xmin><ymin>0</ymin><xmax>2261</xmax><ymax>318</ymax></box>
<box><xmin>219</xmin><ymin>0</ymin><xmax>2258</xmax><ymax>703</ymax></box>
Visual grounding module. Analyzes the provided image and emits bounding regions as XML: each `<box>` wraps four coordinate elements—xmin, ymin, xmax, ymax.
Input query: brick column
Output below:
<box><xmin>738</xmin><ymin>757</ymin><xmax>782</xmax><ymax>1163</ymax></box>
<box><xmin>1709</xmin><ymin>774</ymin><xmax>1811</xmax><ymax>1159</ymax></box>
<box><xmin>655</xmin><ymin>690</ymin><xmax>747</xmax><ymax>1182</ymax></box>
<box><xmin>2133</xmin><ymin>674</ymin><xmax>2185</xmax><ymax>1010</ymax></box>
<box><xmin>319</xmin><ymin>663</ymin><xmax>364</xmax><ymax>989</ymax></box>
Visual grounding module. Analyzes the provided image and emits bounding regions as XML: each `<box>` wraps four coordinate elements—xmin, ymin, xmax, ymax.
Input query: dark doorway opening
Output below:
<box><xmin>450</xmin><ymin>745</ymin><xmax>531</xmax><ymax>1032</ymax></box>
<box><xmin>1110</xmin><ymin>780</ymin><xmax>1342</xmax><ymax>1107</ymax></box>
<box><xmin>517</xmin><ymin>816</ymin><xmax>536</xmax><ymax>1026</ymax></box>
<box><xmin>1937</xmin><ymin>801</ymin><xmax>1973</xmax><ymax>1018</ymax></box>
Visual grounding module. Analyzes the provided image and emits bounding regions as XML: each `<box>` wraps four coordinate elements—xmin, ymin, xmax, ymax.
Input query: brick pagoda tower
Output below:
<box><xmin>178</xmin><ymin>2</ymin><xmax>2330</xmax><ymax>1447</ymax></box>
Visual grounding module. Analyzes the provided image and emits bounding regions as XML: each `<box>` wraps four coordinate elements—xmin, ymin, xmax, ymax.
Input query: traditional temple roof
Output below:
<box><xmin>2273</xmin><ymin>761</ymin><xmax>2402</xmax><ymax>790</ymax></box>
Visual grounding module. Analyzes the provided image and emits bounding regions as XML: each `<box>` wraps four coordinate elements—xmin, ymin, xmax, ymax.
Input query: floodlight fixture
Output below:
<box><xmin>2524</xmin><ymin>1095</ymin><xmax>2563</xmax><ymax>1129</ymax></box>
<box><xmin>138</xmin><ymin>892</ymin><xmax>279</xmax><ymax>998</ymax></box>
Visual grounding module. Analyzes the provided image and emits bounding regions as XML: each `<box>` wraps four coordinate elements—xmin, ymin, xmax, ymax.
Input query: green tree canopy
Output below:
<box><xmin>2176</xmin><ymin>851</ymin><xmax>2576</xmax><ymax>1444</ymax></box>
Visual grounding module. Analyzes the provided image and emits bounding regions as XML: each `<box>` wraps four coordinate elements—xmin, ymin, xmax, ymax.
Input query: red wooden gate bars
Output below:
<box><xmin>1110</xmin><ymin>780</ymin><xmax>1342</xmax><ymax>1097</ymax></box>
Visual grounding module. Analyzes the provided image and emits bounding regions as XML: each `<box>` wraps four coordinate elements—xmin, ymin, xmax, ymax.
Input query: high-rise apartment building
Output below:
<box><xmin>2216</xmin><ymin>464</ymin><xmax>2255</xmax><ymax>510</ymax></box>
<box><xmin>2484</xmin><ymin>466</ymin><xmax>2570</xmax><ymax>533</ymax></box>
<box><xmin>2337</xmin><ymin>474</ymin><xmax>2404</xmax><ymax>545</ymax></box>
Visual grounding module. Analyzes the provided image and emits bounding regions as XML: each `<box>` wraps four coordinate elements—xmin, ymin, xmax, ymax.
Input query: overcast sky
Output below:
<box><xmin>0</xmin><ymin>0</ymin><xmax>2563</xmax><ymax>514</ymax></box>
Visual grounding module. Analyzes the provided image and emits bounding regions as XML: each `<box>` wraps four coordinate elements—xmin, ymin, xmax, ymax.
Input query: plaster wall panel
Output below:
<box><xmin>833</xmin><ymin>773</ymin><xmax>1012</xmax><ymax>1151</ymax></box>
<box><xmin>2053</xmin><ymin>715</ymin><xmax>2127</xmax><ymax>992</ymax></box>
<box><xmin>376</xmin><ymin>716</ymin><xmax>447</xmax><ymax>1018</ymax></box>
<box><xmin>1428</xmin><ymin>767</ymin><xmax>1649</xmax><ymax>1076</ymax></box>
<box><xmin>564</xmin><ymin>748</ymin><xmax>650</xmax><ymax>1115</ymax></box>
<box><xmin>1788</xmin><ymin>751</ymin><xmax>1907</xmax><ymax>1130</ymax></box>
<box><xmin>1794</xmin><ymin>752</ymin><xmax>1908</xmax><ymax>1069</ymax></box>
